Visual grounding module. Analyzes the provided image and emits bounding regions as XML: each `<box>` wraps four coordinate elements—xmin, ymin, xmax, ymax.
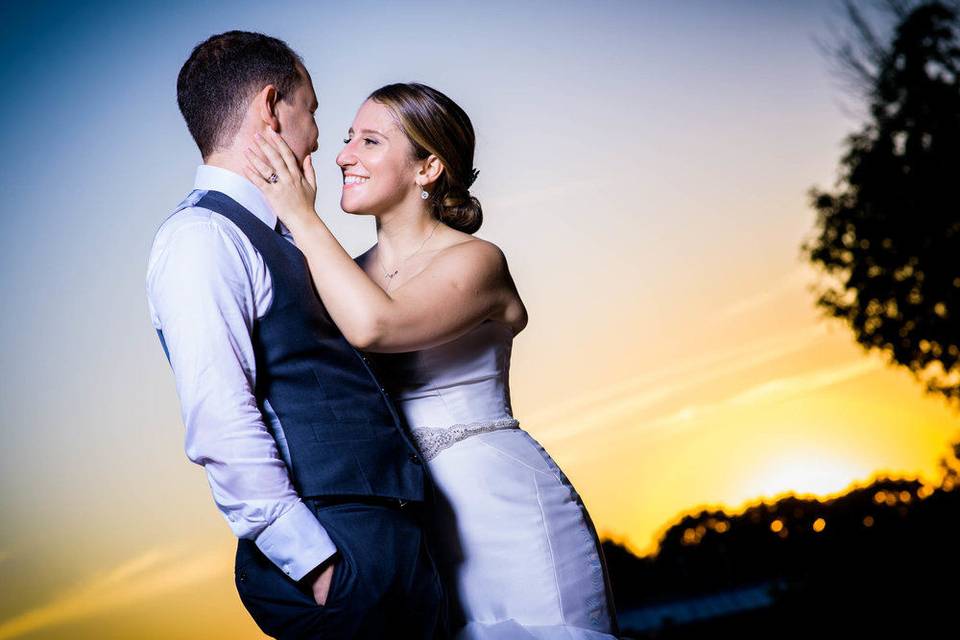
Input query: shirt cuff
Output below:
<box><xmin>254</xmin><ymin>501</ymin><xmax>338</xmax><ymax>581</ymax></box>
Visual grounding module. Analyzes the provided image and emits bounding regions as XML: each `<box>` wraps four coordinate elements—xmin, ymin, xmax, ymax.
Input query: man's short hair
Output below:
<box><xmin>177</xmin><ymin>31</ymin><xmax>305</xmax><ymax>157</ymax></box>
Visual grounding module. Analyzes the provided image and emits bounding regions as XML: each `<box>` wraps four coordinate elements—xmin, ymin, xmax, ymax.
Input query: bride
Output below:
<box><xmin>244</xmin><ymin>82</ymin><xmax>619</xmax><ymax>639</ymax></box>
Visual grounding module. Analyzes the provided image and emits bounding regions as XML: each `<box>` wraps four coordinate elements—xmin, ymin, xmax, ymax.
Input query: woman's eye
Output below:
<box><xmin>342</xmin><ymin>137</ymin><xmax>351</xmax><ymax>144</ymax></box>
<box><xmin>364</xmin><ymin>138</ymin><xmax>378</xmax><ymax>145</ymax></box>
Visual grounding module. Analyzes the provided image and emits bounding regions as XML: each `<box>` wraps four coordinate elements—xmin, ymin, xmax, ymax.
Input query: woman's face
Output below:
<box><xmin>336</xmin><ymin>99</ymin><xmax>420</xmax><ymax>215</ymax></box>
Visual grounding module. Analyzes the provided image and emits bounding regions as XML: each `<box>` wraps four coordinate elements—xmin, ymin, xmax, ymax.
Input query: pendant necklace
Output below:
<box><xmin>378</xmin><ymin>219</ymin><xmax>442</xmax><ymax>290</ymax></box>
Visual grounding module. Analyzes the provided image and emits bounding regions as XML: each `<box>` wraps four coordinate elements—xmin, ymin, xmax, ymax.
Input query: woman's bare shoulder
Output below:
<box><xmin>355</xmin><ymin>235</ymin><xmax>500</xmax><ymax>283</ymax></box>
<box><xmin>436</xmin><ymin>236</ymin><xmax>528</xmax><ymax>334</ymax></box>
<box><xmin>435</xmin><ymin>235</ymin><xmax>508</xmax><ymax>275</ymax></box>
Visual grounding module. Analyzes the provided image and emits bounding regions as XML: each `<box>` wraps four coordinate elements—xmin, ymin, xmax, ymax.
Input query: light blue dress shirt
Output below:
<box><xmin>146</xmin><ymin>165</ymin><xmax>336</xmax><ymax>581</ymax></box>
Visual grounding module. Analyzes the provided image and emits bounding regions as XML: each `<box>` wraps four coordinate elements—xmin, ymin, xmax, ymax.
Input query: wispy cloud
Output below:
<box><xmin>528</xmin><ymin>323</ymin><xmax>830</xmax><ymax>444</ymax></box>
<box><xmin>0</xmin><ymin>545</ymin><xmax>227</xmax><ymax>640</ymax></box>
<box><xmin>727</xmin><ymin>358</ymin><xmax>882</xmax><ymax>407</ymax></box>
<box><xmin>547</xmin><ymin>355</ymin><xmax>885</xmax><ymax>468</ymax></box>
<box><xmin>652</xmin><ymin>357</ymin><xmax>884</xmax><ymax>431</ymax></box>
<box><xmin>714</xmin><ymin>265</ymin><xmax>816</xmax><ymax>322</ymax></box>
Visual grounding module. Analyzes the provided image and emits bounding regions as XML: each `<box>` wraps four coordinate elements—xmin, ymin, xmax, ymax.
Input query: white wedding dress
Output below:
<box><xmin>372</xmin><ymin>320</ymin><xmax>620</xmax><ymax>639</ymax></box>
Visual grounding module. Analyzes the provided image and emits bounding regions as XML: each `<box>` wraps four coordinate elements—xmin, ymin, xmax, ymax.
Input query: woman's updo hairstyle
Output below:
<box><xmin>367</xmin><ymin>83</ymin><xmax>482</xmax><ymax>234</ymax></box>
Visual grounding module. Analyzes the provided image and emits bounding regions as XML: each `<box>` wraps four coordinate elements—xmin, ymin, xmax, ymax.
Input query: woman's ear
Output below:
<box><xmin>253</xmin><ymin>84</ymin><xmax>281</xmax><ymax>133</ymax></box>
<box><xmin>417</xmin><ymin>154</ymin><xmax>444</xmax><ymax>187</ymax></box>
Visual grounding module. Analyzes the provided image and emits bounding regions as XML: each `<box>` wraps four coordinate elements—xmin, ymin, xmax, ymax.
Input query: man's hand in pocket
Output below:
<box><xmin>305</xmin><ymin>552</ymin><xmax>339</xmax><ymax>606</ymax></box>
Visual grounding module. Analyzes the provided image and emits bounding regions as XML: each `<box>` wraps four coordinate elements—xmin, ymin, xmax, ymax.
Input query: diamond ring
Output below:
<box><xmin>268</xmin><ymin>173</ymin><xmax>279</xmax><ymax>184</ymax></box>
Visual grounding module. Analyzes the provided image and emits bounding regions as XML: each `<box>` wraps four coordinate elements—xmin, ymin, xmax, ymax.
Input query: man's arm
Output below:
<box><xmin>146</xmin><ymin>215</ymin><xmax>334</xmax><ymax>581</ymax></box>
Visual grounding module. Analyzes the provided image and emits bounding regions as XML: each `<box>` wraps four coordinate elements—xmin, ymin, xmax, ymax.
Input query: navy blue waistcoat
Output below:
<box><xmin>162</xmin><ymin>190</ymin><xmax>425</xmax><ymax>501</ymax></box>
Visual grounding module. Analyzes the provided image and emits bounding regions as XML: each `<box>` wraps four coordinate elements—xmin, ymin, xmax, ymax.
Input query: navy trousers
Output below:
<box><xmin>234</xmin><ymin>497</ymin><xmax>447</xmax><ymax>639</ymax></box>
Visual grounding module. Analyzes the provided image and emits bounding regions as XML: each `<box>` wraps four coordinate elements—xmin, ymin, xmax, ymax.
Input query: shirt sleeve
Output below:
<box><xmin>146</xmin><ymin>216</ymin><xmax>336</xmax><ymax>581</ymax></box>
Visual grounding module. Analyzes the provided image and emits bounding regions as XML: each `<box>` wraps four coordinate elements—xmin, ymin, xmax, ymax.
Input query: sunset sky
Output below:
<box><xmin>1</xmin><ymin>1</ymin><xmax>958</xmax><ymax>638</ymax></box>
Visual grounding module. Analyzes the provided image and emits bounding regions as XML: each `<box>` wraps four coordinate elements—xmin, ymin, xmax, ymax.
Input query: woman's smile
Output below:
<box><xmin>343</xmin><ymin>173</ymin><xmax>370</xmax><ymax>189</ymax></box>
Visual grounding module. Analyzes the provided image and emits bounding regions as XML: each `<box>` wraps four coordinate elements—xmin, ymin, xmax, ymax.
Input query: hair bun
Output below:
<box><xmin>439</xmin><ymin>193</ymin><xmax>483</xmax><ymax>234</ymax></box>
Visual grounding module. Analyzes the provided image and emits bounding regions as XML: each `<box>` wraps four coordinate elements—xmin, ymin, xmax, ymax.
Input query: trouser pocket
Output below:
<box><xmin>233</xmin><ymin>514</ymin><xmax>359</xmax><ymax>638</ymax></box>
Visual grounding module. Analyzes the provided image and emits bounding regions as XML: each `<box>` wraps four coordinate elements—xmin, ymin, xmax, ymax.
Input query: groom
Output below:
<box><xmin>147</xmin><ymin>31</ymin><xmax>445</xmax><ymax>639</ymax></box>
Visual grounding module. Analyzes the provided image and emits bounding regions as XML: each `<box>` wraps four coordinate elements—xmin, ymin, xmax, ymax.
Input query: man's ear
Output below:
<box><xmin>253</xmin><ymin>84</ymin><xmax>281</xmax><ymax>133</ymax></box>
<box><xmin>417</xmin><ymin>155</ymin><xmax>444</xmax><ymax>188</ymax></box>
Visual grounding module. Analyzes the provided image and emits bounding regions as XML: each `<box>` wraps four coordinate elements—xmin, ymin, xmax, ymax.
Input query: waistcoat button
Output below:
<box><xmin>408</xmin><ymin>453</ymin><xmax>421</xmax><ymax>465</ymax></box>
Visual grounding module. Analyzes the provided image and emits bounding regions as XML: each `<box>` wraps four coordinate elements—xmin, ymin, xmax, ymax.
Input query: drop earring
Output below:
<box><xmin>420</xmin><ymin>188</ymin><xmax>429</xmax><ymax>200</ymax></box>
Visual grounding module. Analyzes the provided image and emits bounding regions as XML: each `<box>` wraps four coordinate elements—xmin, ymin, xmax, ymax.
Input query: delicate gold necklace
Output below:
<box><xmin>378</xmin><ymin>219</ymin><xmax>442</xmax><ymax>290</ymax></box>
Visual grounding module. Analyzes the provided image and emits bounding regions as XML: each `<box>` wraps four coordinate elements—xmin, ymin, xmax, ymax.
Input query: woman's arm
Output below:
<box><xmin>244</xmin><ymin>130</ymin><xmax>526</xmax><ymax>353</ymax></box>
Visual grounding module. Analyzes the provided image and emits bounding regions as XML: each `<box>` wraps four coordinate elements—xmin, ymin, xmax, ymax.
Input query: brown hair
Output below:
<box><xmin>178</xmin><ymin>31</ymin><xmax>305</xmax><ymax>158</ymax></box>
<box><xmin>367</xmin><ymin>83</ymin><xmax>482</xmax><ymax>234</ymax></box>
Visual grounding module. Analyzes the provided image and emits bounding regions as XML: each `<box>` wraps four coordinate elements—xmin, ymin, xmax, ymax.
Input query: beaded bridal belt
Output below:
<box><xmin>410</xmin><ymin>417</ymin><xmax>520</xmax><ymax>462</ymax></box>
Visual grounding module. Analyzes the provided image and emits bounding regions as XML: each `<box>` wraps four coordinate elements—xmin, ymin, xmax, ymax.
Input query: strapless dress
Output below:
<box><xmin>372</xmin><ymin>321</ymin><xmax>620</xmax><ymax>639</ymax></box>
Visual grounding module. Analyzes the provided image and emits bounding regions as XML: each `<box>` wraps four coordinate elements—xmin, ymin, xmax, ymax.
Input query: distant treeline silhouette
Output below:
<box><xmin>603</xmin><ymin>444</ymin><xmax>960</xmax><ymax>636</ymax></box>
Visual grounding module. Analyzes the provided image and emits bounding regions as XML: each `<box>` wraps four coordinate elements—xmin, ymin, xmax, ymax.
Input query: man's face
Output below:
<box><xmin>275</xmin><ymin>66</ymin><xmax>319</xmax><ymax>164</ymax></box>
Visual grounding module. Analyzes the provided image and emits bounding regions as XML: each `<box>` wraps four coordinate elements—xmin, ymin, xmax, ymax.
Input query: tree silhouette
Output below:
<box><xmin>606</xmin><ymin>461</ymin><xmax>960</xmax><ymax>636</ymax></box>
<box><xmin>938</xmin><ymin>439</ymin><xmax>960</xmax><ymax>488</ymax></box>
<box><xmin>804</xmin><ymin>1</ymin><xmax>960</xmax><ymax>401</ymax></box>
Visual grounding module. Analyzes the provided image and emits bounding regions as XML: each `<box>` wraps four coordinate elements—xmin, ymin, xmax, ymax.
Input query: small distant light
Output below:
<box><xmin>863</xmin><ymin>515</ymin><xmax>874</xmax><ymax>527</ymax></box>
<box><xmin>682</xmin><ymin>528</ymin><xmax>698</xmax><ymax>545</ymax></box>
<box><xmin>899</xmin><ymin>491</ymin><xmax>912</xmax><ymax>503</ymax></box>
<box><xmin>714</xmin><ymin>521</ymin><xmax>729</xmax><ymax>533</ymax></box>
<box><xmin>873</xmin><ymin>491</ymin><xmax>886</xmax><ymax>504</ymax></box>
<box><xmin>812</xmin><ymin>518</ymin><xmax>826</xmax><ymax>533</ymax></box>
<box><xmin>770</xmin><ymin>519</ymin><xmax>784</xmax><ymax>533</ymax></box>
<box><xmin>918</xmin><ymin>485</ymin><xmax>934</xmax><ymax>499</ymax></box>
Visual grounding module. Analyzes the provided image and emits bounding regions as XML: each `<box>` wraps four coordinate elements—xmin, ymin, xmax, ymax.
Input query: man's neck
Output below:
<box><xmin>204</xmin><ymin>150</ymin><xmax>249</xmax><ymax>179</ymax></box>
